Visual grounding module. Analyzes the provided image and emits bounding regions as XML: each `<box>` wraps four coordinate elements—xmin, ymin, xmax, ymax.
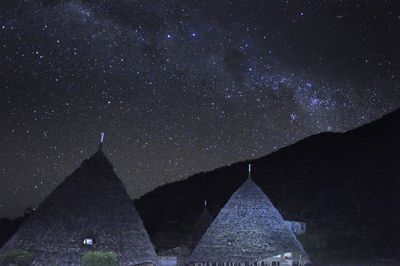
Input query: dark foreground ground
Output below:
<box><xmin>311</xmin><ymin>258</ymin><xmax>400</xmax><ymax>266</ymax></box>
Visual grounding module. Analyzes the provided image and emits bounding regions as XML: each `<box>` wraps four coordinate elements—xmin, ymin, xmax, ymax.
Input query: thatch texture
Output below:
<box><xmin>189</xmin><ymin>178</ymin><xmax>308</xmax><ymax>263</ymax></box>
<box><xmin>191</xmin><ymin>205</ymin><xmax>213</xmax><ymax>249</ymax></box>
<box><xmin>0</xmin><ymin>150</ymin><xmax>157</xmax><ymax>266</ymax></box>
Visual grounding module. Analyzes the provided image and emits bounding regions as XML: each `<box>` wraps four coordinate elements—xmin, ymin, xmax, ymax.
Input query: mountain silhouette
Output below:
<box><xmin>136</xmin><ymin>108</ymin><xmax>400</xmax><ymax>260</ymax></box>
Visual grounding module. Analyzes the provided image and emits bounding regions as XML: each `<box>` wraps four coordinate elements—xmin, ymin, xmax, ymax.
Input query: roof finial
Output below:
<box><xmin>99</xmin><ymin>132</ymin><xmax>105</xmax><ymax>150</ymax></box>
<box><xmin>248</xmin><ymin>163</ymin><xmax>252</xmax><ymax>179</ymax></box>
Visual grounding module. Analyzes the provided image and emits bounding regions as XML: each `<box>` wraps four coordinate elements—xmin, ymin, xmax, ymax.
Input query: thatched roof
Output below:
<box><xmin>189</xmin><ymin>177</ymin><xmax>308</xmax><ymax>263</ymax></box>
<box><xmin>0</xmin><ymin>150</ymin><xmax>157</xmax><ymax>266</ymax></box>
<box><xmin>191</xmin><ymin>203</ymin><xmax>213</xmax><ymax>249</ymax></box>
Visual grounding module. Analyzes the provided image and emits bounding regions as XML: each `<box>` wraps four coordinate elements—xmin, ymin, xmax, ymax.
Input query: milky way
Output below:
<box><xmin>1</xmin><ymin>0</ymin><xmax>400</xmax><ymax>217</ymax></box>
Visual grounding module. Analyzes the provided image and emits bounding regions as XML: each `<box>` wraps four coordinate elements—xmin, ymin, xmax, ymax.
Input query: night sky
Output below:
<box><xmin>1</xmin><ymin>0</ymin><xmax>400</xmax><ymax>218</ymax></box>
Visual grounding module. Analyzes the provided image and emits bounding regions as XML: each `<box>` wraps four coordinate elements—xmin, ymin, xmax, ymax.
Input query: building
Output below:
<box><xmin>190</xmin><ymin>201</ymin><xmax>214</xmax><ymax>249</ymax></box>
<box><xmin>156</xmin><ymin>202</ymin><xmax>213</xmax><ymax>266</ymax></box>
<box><xmin>0</xmin><ymin>140</ymin><xmax>157</xmax><ymax>265</ymax></box>
<box><xmin>188</xmin><ymin>165</ymin><xmax>309</xmax><ymax>266</ymax></box>
<box><xmin>158</xmin><ymin>246</ymin><xmax>190</xmax><ymax>266</ymax></box>
<box><xmin>284</xmin><ymin>221</ymin><xmax>306</xmax><ymax>236</ymax></box>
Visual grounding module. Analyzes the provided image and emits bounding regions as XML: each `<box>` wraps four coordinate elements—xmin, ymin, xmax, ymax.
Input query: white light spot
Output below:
<box><xmin>83</xmin><ymin>238</ymin><xmax>93</xmax><ymax>245</ymax></box>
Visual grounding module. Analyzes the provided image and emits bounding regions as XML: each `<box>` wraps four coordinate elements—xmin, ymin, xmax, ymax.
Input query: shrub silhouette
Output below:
<box><xmin>1</xmin><ymin>250</ymin><xmax>34</xmax><ymax>266</ymax></box>
<box><xmin>82</xmin><ymin>251</ymin><xmax>117</xmax><ymax>266</ymax></box>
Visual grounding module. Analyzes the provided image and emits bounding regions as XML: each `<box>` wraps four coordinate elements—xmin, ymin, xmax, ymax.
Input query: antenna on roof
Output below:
<box><xmin>99</xmin><ymin>132</ymin><xmax>105</xmax><ymax>150</ymax></box>
<box><xmin>248</xmin><ymin>163</ymin><xmax>252</xmax><ymax>179</ymax></box>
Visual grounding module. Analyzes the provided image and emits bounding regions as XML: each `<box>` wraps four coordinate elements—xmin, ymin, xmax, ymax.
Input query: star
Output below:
<box><xmin>0</xmin><ymin>0</ymin><xmax>399</xmax><ymax>218</ymax></box>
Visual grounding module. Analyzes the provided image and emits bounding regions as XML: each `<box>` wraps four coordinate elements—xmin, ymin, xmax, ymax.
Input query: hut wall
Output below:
<box><xmin>189</xmin><ymin>253</ymin><xmax>308</xmax><ymax>266</ymax></box>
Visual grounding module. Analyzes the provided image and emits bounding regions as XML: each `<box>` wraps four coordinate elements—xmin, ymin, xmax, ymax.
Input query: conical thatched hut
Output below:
<box><xmin>0</xmin><ymin>148</ymin><xmax>157</xmax><ymax>266</ymax></box>
<box><xmin>190</xmin><ymin>201</ymin><xmax>213</xmax><ymax>249</ymax></box>
<box><xmin>188</xmin><ymin>166</ymin><xmax>309</xmax><ymax>266</ymax></box>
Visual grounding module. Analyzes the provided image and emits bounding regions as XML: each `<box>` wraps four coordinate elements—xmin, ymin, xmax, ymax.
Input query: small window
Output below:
<box><xmin>83</xmin><ymin>238</ymin><xmax>93</xmax><ymax>245</ymax></box>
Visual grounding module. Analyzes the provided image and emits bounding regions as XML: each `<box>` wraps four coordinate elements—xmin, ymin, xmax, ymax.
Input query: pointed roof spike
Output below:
<box><xmin>99</xmin><ymin>132</ymin><xmax>105</xmax><ymax>150</ymax></box>
<box><xmin>248</xmin><ymin>163</ymin><xmax>252</xmax><ymax>179</ymax></box>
